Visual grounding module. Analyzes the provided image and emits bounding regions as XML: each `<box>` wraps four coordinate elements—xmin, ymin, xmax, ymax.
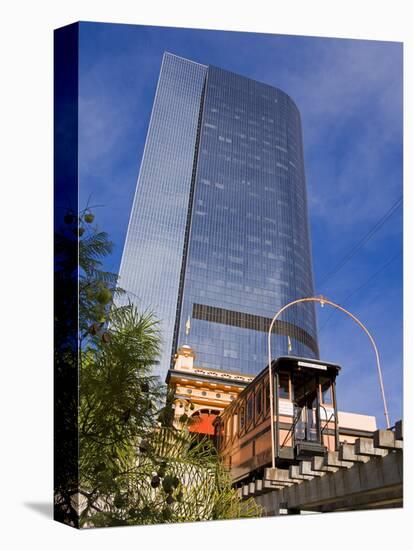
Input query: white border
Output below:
<box><xmin>0</xmin><ymin>1</ymin><xmax>409</xmax><ymax>548</ymax></box>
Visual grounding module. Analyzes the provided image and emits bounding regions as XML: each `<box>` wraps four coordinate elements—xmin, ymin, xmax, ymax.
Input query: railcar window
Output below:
<box><xmin>256</xmin><ymin>386</ymin><xmax>263</xmax><ymax>417</ymax></box>
<box><xmin>278</xmin><ymin>374</ymin><xmax>290</xmax><ymax>399</ymax></box>
<box><xmin>321</xmin><ymin>381</ymin><xmax>333</xmax><ymax>405</ymax></box>
<box><xmin>233</xmin><ymin>413</ymin><xmax>238</xmax><ymax>438</ymax></box>
<box><xmin>239</xmin><ymin>405</ymin><xmax>245</xmax><ymax>432</ymax></box>
<box><xmin>215</xmin><ymin>420</ymin><xmax>222</xmax><ymax>449</ymax></box>
<box><xmin>220</xmin><ymin>422</ymin><xmax>225</xmax><ymax>448</ymax></box>
<box><xmin>265</xmin><ymin>382</ymin><xmax>270</xmax><ymax>413</ymax></box>
<box><xmin>220</xmin><ymin>419</ymin><xmax>225</xmax><ymax>447</ymax></box>
<box><xmin>225</xmin><ymin>416</ymin><xmax>231</xmax><ymax>441</ymax></box>
<box><xmin>246</xmin><ymin>394</ymin><xmax>254</xmax><ymax>426</ymax></box>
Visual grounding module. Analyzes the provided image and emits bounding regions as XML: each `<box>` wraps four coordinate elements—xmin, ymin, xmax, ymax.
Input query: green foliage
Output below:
<box><xmin>81</xmin><ymin>427</ymin><xmax>261</xmax><ymax>527</ymax></box>
<box><xmin>56</xmin><ymin>207</ymin><xmax>261</xmax><ymax>527</ymax></box>
<box><xmin>54</xmin><ymin>210</ymin><xmax>82</xmax><ymax>526</ymax></box>
<box><xmin>80</xmin><ymin>305</ymin><xmax>163</xmax><ymax>460</ymax></box>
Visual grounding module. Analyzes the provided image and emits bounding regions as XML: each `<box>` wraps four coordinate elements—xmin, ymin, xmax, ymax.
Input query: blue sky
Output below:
<box><xmin>78</xmin><ymin>22</ymin><xmax>403</xmax><ymax>427</ymax></box>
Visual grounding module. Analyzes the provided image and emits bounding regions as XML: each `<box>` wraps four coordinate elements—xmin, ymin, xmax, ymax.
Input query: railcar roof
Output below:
<box><xmin>215</xmin><ymin>355</ymin><xmax>341</xmax><ymax>421</ymax></box>
<box><xmin>272</xmin><ymin>355</ymin><xmax>341</xmax><ymax>374</ymax></box>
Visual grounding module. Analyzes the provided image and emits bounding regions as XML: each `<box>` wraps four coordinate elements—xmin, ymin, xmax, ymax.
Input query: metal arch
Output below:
<box><xmin>267</xmin><ymin>295</ymin><xmax>390</xmax><ymax>469</ymax></box>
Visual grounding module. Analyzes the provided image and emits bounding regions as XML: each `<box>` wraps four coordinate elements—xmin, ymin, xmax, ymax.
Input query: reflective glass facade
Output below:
<box><xmin>116</xmin><ymin>54</ymin><xmax>207</xmax><ymax>377</ymax></box>
<box><xmin>117</xmin><ymin>53</ymin><xmax>318</xmax><ymax>380</ymax></box>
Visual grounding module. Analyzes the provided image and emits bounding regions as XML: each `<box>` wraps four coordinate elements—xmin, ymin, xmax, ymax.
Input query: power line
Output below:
<box><xmin>318</xmin><ymin>196</ymin><xmax>402</xmax><ymax>289</ymax></box>
<box><xmin>318</xmin><ymin>250</ymin><xmax>402</xmax><ymax>334</ymax></box>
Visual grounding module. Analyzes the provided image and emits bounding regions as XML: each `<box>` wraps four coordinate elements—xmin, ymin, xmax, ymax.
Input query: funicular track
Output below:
<box><xmin>238</xmin><ymin>420</ymin><xmax>403</xmax><ymax>514</ymax></box>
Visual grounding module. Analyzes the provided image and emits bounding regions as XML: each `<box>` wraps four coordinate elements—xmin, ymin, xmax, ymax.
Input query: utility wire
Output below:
<box><xmin>318</xmin><ymin>196</ymin><xmax>402</xmax><ymax>289</ymax></box>
<box><xmin>318</xmin><ymin>250</ymin><xmax>402</xmax><ymax>334</ymax></box>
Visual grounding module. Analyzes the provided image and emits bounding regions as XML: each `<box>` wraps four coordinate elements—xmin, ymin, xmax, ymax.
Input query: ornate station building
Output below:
<box><xmin>166</xmin><ymin>344</ymin><xmax>254</xmax><ymax>435</ymax></box>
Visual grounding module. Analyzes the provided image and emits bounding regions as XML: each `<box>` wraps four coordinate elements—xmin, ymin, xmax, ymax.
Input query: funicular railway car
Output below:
<box><xmin>214</xmin><ymin>356</ymin><xmax>341</xmax><ymax>484</ymax></box>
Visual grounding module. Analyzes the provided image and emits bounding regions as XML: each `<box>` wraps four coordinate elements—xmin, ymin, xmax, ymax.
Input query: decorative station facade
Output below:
<box><xmin>166</xmin><ymin>345</ymin><xmax>254</xmax><ymax>435</ymax></box>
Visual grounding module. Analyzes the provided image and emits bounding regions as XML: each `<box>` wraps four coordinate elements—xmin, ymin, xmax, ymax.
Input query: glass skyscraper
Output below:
<box><xmin>117</xmin><ymin>52</ymin><xmax>318</xmax><ymax>381</ymax></box>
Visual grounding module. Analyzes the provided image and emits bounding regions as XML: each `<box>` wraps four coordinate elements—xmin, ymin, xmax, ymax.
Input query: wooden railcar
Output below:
<box><xmin>214</xmin><ymin>356</ymin><xmax>341</xmax><ymax>483</ymax></box>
